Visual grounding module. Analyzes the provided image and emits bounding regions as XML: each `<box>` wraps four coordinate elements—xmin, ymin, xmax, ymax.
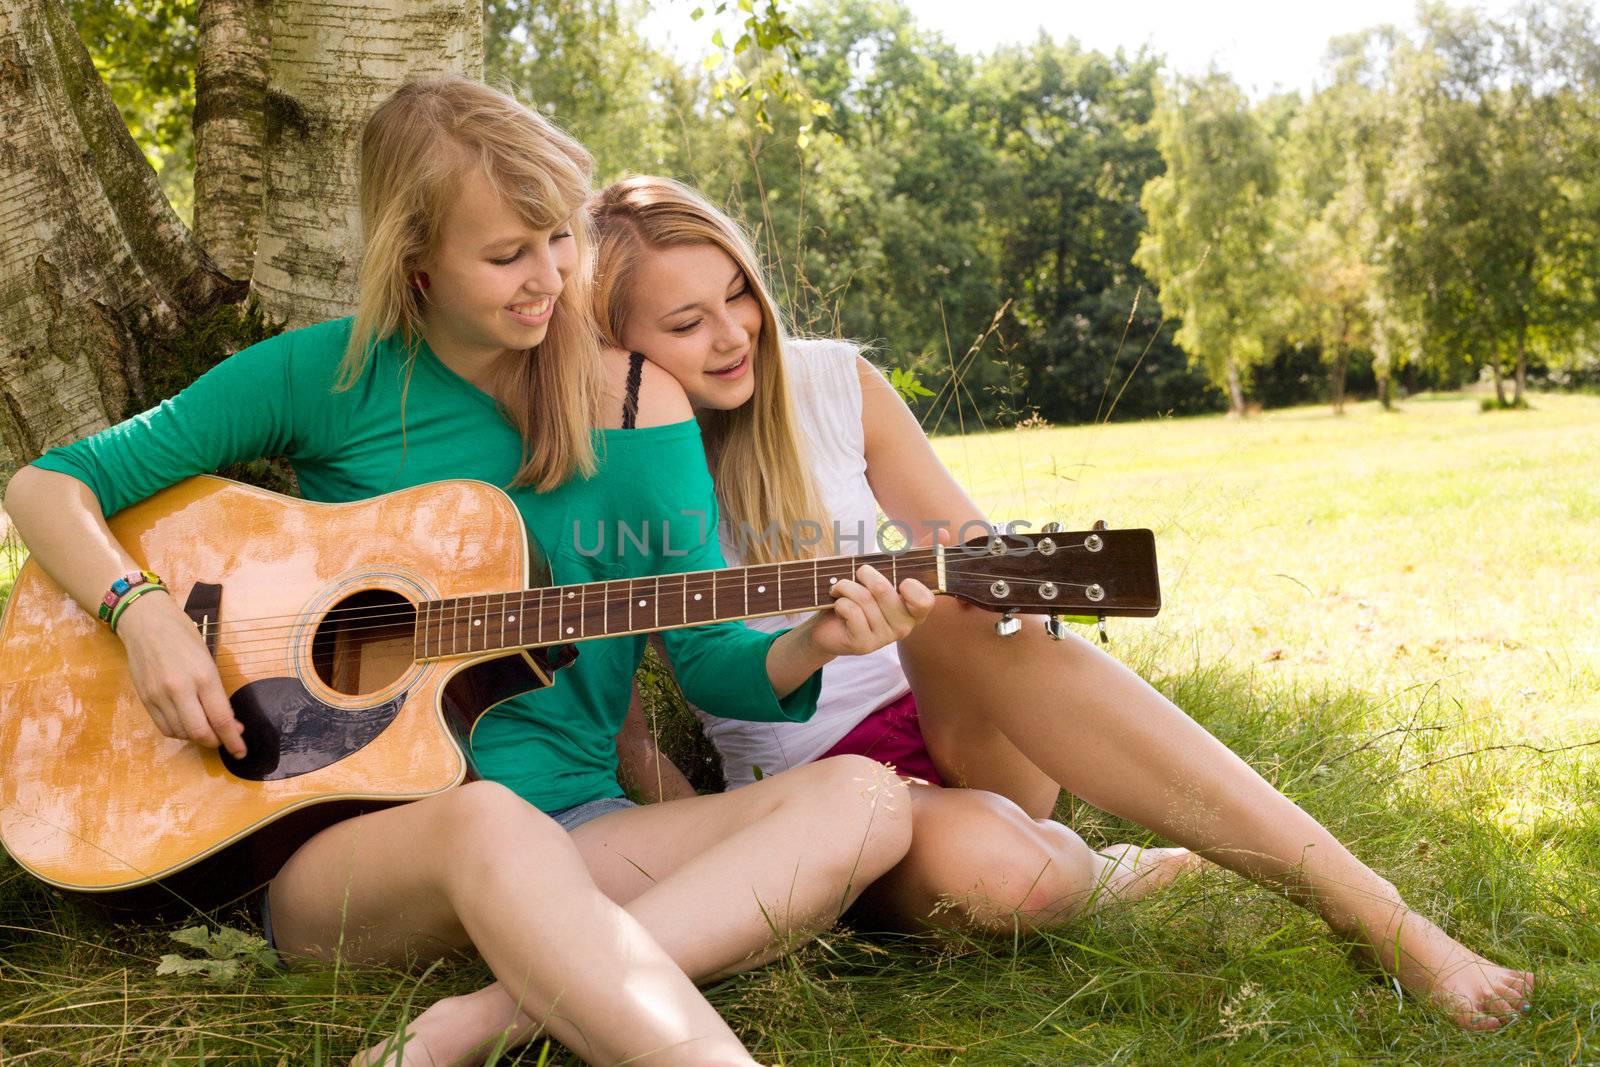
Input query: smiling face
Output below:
<box><xmin>417</xmin><ymin>166</ymin><xmax>578</xmax><ymax>365</ymax></box>
<box><xmin>619</xmin><ymin>242</ymin><xmax>763</xmax><ymax>411</ymax></box>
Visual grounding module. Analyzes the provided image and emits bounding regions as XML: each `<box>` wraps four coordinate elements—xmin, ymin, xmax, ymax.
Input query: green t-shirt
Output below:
<box><xmin>32</xmin><ymin>317</ymin><xmax>820</xmax><ymax>811</ymax></box>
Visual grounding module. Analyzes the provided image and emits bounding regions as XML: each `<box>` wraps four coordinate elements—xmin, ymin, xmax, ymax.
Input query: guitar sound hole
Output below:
<box><xmin>311</xmin><ymin>589</ymin><xmax>418</xmax><ymax>696</ymax></box>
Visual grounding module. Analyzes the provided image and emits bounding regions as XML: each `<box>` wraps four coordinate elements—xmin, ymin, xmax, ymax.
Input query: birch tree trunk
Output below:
<box><xmin>0</xmin><ymin>0</ymin><xmax>242</xmax><ymax>481</ymax></box>
<box><xmin>193</xmin><ymin>0</ymin><xmax>272</xmax><ymax>279</ymax></box>
<box><xmin>251</xmin><ymin>0</ymin><xmax>483</xmax><ymax>328</ymax></box>
<box><xmin>1224</xmin><ymin>358</ymin><xmax>1246</xmax><ymax>414</ymax></box>
<box><xmin>1513</xmin><ymin>332</ymin><xmax>1527</xmax><ymax>407</ymax></box>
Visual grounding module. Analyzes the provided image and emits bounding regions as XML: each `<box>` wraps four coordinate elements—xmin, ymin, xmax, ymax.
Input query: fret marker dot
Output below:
<box><xmin>473</xmin><ymin>619</ymin><xmax>482</xmax><ymax>627</ymax></box>
<box><xmin>567</xmin><ymin>591</ymin><xmax>575</xmax><ymax>599</ymax></box>
<box><xmin>566</xmin><ymin>626</ymin><xmax>574</xmax><ymax>634</ymax></box>
<box><xmin>693</xmin><ymin>593</ymin><xmax>703</xmax><ymax>601</ymax></box>
<box><xmin>829</xmin><ymin>577</ymin><xmax>838</xmax><ymax>585</ymax></box>
<box><xmin>638</xmin><ymin>599</ymin><xmax>647</xmax><ymax>607</ymax></box>
<box><xmin>507</xmin><ymin>614</ymin><xmax>516</xmax><ymax>623</ymax></box>
<box><xmin>757</xmin><ymin>585</ymin><xmax>766</xmax><ymax>593</ymax></box>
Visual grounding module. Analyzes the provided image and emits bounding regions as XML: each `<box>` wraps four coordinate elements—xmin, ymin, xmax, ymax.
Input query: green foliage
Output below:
<box><xmin>885</xmin><ymin>366</ymin><xmax>932</xmax><ymax>402</ymax></box>
<box><xmin>64</xmin><ymin>0</ymin><xmax>1600</xmax><ymax>423</ymax></box>
<box><xmin>1135</xmin><ymin>72</ymin><xmax>1281</xmax><ymax>410</ymax></box>
<box><xmin>486</xmin><ymin>0</ymin><xmax>692</xmax><ymax>181</ymax></box>
<box><xmin>133</xmin><ymin>297</ymin><xmax>280</xmax><ymax>418</ymax></box>
<box><xmin>70</xmin><ymin>0</ymin><xmax>197</xmax><ymax>221</ymax></box>
<box><xmin>1381</xmin><ymin>2</ymin><xmax>1600</xmax><ymax>404</ymax></box>
<box><xmin>156</xmin><ymin>924</ymin><xmax>280</xmax><ymax>983</ymax></box>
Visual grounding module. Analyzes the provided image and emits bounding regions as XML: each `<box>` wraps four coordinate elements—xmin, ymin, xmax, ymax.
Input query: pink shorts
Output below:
<box><xmin>817</xmin><ymin>690</ymin><xmax>943</xmax><ymax>786</ymax></box>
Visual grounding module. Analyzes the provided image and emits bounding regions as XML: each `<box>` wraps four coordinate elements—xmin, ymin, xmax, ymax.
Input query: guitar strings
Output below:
<box><xmin>206</xmin><ymin>563</ymin><xmax>1125</xmax><ymax>672</ymax></box>
<box><xmin>189</xmin><ymin>538</ymin><xmax>1104</xmax><ymax>636</ymax></box>
<box><xmin>197</xmin><ymin>547</ymin><xmax>1106</xmax><ymax>651</ymax></box>
<box><xmin>195</xmin><ymin>550</ymin><xmax>1108</xmax><ymax>651</ymax></box>
<box><xmin>210</xmin><ymin>568</ymin><xmax>1109</xmax><ymax>657</ymax></box>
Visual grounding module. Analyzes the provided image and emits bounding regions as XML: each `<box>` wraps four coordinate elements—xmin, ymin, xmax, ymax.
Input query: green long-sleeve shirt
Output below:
<box><xmin>33</xmin><ymin>317</ymin><xmax>820</xmax><ymax>811</ymax></box>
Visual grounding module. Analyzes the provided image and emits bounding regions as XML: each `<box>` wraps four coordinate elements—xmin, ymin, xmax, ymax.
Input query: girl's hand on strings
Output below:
<box><xmin>116</xmin><ymin>591</ymin><xmax>247</xmax><ymax>758</ymax></box>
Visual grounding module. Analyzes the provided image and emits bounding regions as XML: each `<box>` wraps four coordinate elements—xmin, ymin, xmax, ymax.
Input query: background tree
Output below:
<box><xmin>0</xmin><ymin>0</ymin><xmax>241</xmax><ymax>475</ymax></box>
<box><xmin>1385</xmin><ymin>0</ymin><xmax>1600</xmax><ymax>407</ymax></box>
<box><xmin>1277</xmin><ymin>78</ymin><xmax>1381</xmax><ymax>413</ymax></box>
<box><xmin>0</xmin><ymin>0</ymin><xmax>482</xmax><ymax>490</ymax></box>
<box><xmin>1135</xmin><ymin>72</ymin><xmax>1281</xmax><ymax>413</ymax></box>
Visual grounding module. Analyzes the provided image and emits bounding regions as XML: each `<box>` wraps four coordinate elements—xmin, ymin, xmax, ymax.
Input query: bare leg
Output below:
<box><xmin>852</xmin><ymin>785</ymin><xmax>1201</xmax><ymax>934</ymax></box>
<box><xmin>266</xmin><ymin>781</ymin><xmax>758</xmax><ymax>1067</ymax></box>
<box><xmin>353</xmin><ymin>756</ymin><xmax>913</xmax><ymax>1065</ymax></box>
<box><xmin>902</xmin><ymin>602</ymin><xmax>1535</xmax><ymax>1029</ymax></box>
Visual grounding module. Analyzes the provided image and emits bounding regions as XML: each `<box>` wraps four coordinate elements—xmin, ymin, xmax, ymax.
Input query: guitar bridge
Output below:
<box><xmin>183</xmin><ymin>582</ymin><xmax>224</xmax><ymax>657</ymax></box>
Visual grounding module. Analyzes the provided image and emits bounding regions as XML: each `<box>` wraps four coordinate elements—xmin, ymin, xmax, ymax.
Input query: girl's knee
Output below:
<box><xmin>913</xmin><ymin>796</ymin><xmax>1099</xmax><ymax>927</ymax></box>
<box><xmin>801</xmin><ymin>755</ymin><xmax>914</xmax><ymax>866</ymax></box>
<box><xmin>807</xmin><ymin>754</ymin><xmax>911</xmax><ymax>806</ymax></box>
<box><xmin>439</xmin><ymin>780</ymin><xmax>566</xmax><ymax>852</ymax></box>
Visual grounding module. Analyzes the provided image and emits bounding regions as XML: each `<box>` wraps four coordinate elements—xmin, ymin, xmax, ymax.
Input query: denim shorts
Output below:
<box><xmin>548</xmin><ymin>794</ymin><xmax>637</xmax><ymax>831</ymax></box>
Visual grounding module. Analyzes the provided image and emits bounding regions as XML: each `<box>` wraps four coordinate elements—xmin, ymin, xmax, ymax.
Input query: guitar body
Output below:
<box><xmin>0</xmin><ymin>476</ymin><xmax>556</xmax><ymax>913</ymax></box>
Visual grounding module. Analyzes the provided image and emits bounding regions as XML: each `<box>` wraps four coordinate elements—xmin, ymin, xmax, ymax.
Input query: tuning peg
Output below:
<box><xmin>1042</xmin><ymin>521</ymin><xmax>1062</xmax><ymax>534</ymax></box>
<box><xmin>1097</xmin><ymin>615</ymin><xmax>1109</xmax><ymax>644</ymax></box>
<box><xmin>994</xmin><ymin>611</ymin><xmax>1021</xmax><ymax>637</ymax></box>
<box><xmin>1092</xmin><ymin>518</ymin><xmax>1108</xmax><ymax>531</ymax></box>
<box><xmin>1045</xmin><ymin>616</ymin><xmax>1068</xmax><ymax>640</ymax></box>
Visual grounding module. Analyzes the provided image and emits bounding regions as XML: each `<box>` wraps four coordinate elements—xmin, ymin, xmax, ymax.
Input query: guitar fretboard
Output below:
<box><xmin>413</xmin><ymin>548</ymin><xmax>943</xmax><ymax>660</ymax></box>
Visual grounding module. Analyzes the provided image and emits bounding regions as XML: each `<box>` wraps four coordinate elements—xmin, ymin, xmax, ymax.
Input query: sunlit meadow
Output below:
<box><xmin>1</xmin><ymin>393</ymin><xmax>1596</xmax><ymax>1063</ymax></box>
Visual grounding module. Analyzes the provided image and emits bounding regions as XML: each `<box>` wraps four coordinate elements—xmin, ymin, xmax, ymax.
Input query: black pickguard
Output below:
<box><xmin>220</xmin><ymin>676</ymin><xmax>404</xmax><ymax>781</ymax></box>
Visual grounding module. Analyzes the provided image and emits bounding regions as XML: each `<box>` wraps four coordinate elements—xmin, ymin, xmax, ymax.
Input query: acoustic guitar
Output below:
<box><xmin>0</xmin><ymin>476</ymin><xmax>1159</xmax><ymax>913</ymax></box>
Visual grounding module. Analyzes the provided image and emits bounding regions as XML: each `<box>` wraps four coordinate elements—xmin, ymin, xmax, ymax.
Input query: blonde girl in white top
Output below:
<box><xmin>592</xmin><ymin>176</ymin><xmax>1535</xmax><ymax>1033</ymax></box>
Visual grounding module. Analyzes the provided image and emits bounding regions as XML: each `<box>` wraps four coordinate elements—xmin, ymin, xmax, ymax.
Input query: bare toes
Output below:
<box><xmin>1496</xmin><ymin>974</ymin><xmax>1534</xmax><ymax>1013</ymax></box>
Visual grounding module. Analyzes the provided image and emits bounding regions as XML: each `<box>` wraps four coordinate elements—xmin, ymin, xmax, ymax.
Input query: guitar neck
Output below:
<box><xmin>413</xmin><ymin>547</ymin><xmax>945</xmax><ymax>661</ymax></box>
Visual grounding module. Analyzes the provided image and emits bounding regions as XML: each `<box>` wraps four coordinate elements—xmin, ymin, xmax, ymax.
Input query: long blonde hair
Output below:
<box><xmin>344</xmin><ymin>76</ymin><xmax>601</xmax><ymax>490</ymax></box>
<box><xmin>589</xmin><ymin>177</ymin><xmax>826</xmax><ymax>564</ymax></box>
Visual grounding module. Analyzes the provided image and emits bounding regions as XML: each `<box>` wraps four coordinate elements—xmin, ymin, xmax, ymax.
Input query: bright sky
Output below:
<box><xmin>640</xmin><ymin>0</ymin><xmax>1587</xmax><ymax>96</ymax></box>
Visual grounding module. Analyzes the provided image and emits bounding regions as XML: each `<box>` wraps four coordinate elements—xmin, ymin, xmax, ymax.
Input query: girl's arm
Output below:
<box><xmin>614</xmin><ymin>683</ymin><xmax>698</xmax><ymax>803</ymax></box>
<box><xmin>857</xmin><ymin>357</ymin><xmax>991</xmax><ymax>543</ymax></box>
<box><xmin>3</xmin><ymin>331</ymin><xmax>306</xmax><ymax>758</ymax></box>
<box><xmin>613</xmin><ymin>352</ymin><xmax>934</xmax><ymax>714</ymax></box>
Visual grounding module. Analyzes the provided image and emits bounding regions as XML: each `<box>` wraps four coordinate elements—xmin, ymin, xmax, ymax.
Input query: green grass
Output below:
<box><xmin>3</xmin><ymin>393</ymin><xmax>1598</xmax><ymax>1063</ymax></box>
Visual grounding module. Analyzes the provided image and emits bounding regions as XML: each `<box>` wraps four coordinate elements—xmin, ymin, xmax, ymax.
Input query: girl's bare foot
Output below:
<box><xmin>1358</xmin><ymin>907</ymin><xmax>1534</xmax><ymax>1031</ymax></box>
<box><xmin>352</xmin><ymin>993</ymin><xmax>526</xmax><ymax>1067</ymax></box>
<box><xmin>1088</xmin><ymin>844</ymin><xmax>1205</xmax><ymax>910</ymax></box>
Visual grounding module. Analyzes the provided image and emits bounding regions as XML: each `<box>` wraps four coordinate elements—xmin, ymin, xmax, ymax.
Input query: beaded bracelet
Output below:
<box><xmin>97</xmin><ymin>570</ymin><xmax>164</xmax><ymax>626</ymax></box>
<box><xmin>108</xmin><ymin>581</ymin><xmax>170</xmax><ymax>634</ymax></box>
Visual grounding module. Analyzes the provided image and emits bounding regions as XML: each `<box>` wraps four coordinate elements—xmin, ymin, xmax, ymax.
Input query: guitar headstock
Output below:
<box><xmin>941</xmin><ymin>527</ymin><xmax>1160</xmax><ymax>617</ymax></box>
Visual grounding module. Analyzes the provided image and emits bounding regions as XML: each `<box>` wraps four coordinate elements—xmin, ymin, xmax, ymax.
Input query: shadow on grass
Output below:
<box><xmin>1</xmin><ymin>652</ymin><xmax>1596</xmax><ymax>1064</ymax></box>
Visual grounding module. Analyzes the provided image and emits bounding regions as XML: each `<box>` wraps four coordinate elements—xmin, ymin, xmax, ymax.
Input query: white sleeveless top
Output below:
<box><xmin>693</xmin><ymin>338</ymin><xmax>912</xmax><ymax>788</ymax></box>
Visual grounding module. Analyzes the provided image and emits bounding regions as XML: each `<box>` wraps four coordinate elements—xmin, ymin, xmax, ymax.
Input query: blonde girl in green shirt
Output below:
<box><xmin>5</xmin><ymin>80</ymin><xmax>934</xmax><ymax>1067</ymax></box>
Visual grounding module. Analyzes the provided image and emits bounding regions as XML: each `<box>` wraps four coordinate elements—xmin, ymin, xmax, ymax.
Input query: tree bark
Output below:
<box><xmin>193</xmin><ymin>0</ymin><xmax>272</xmax><ymax>279</ymax></box>
<box><xmin>1330</xmin><ymin>346</ymin><xmax>1348</xmax><ymax>414</ymax></box>
<box><xmin>1490</xmin><ymin>358</ymin><xmax>1507</xmax><ymax>407</ymax></box>
<box><xmin>251</xmin><ymin>0</ymin><xmax>483</xmax><ymax>328</ymax></box>
<box><xmin>1513</xmin><ymin>331</ymin><xmax>1527</xmax><ymax>406</ymax></box>
<box><xmin>1225</xmin><ymin>358</ymin><xmax>1246</xmax><ymax>414</ymax></box>
<box><xmin>0</xmin><ymin>0</ymin><xmax>243</xmax><ymax>485</ymax></box>
<box><xmin>1377</xmin><ymin>372</ymin><xmax>1393</xmax><ymax>411</ymax></box>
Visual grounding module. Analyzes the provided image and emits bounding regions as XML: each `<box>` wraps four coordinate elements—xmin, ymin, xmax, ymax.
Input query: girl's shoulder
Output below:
<box><xmin>780</xmin><ymin>335</ymin><xmax>868</xmax><ymax>407</ymax></box>
<box><xmin>599</xmin><ymin>346</ymin><xmax>693</xmax><ymax>430</ymax></box>
<box><xmin>781</xmin><ymin>335</ymin><xmax>861</xmax><ymax>377</ymax></box>
<box><xmin>224</xmin><ymin>316</ymin><xmax>357</xmax><ymax>384</ymax></box>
